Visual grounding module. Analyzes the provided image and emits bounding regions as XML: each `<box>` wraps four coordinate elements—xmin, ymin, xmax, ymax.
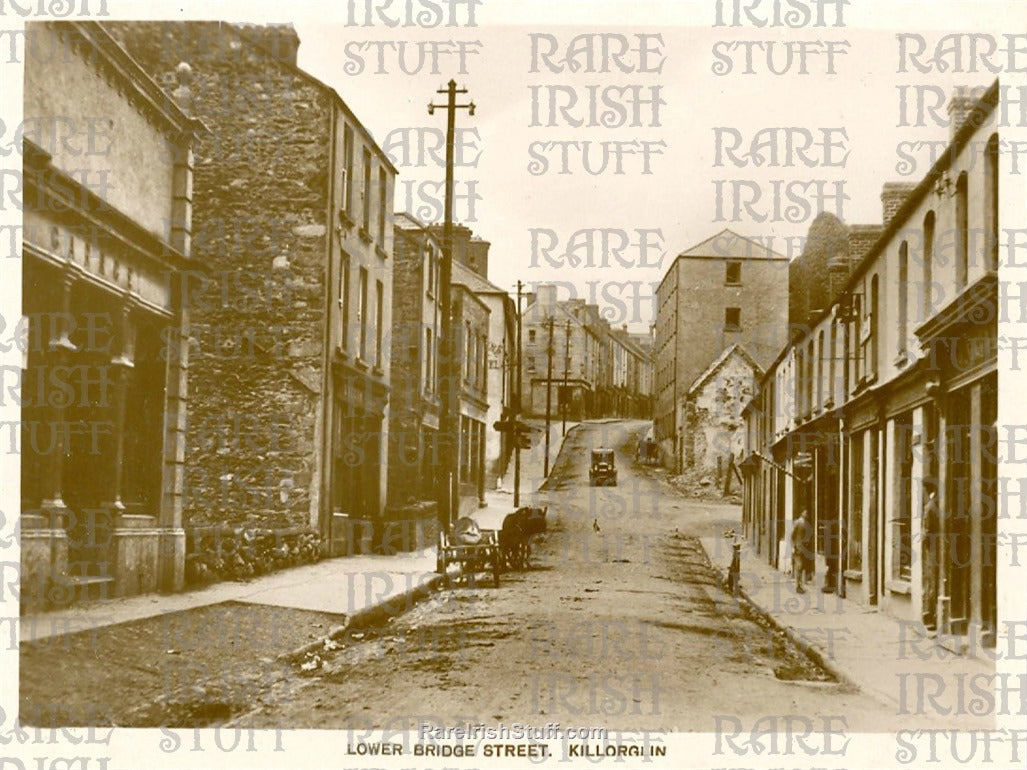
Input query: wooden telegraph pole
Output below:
<box><xmin>562</xmin><ymin>319</ymin><xmax>571</xmax><ymax>435</ymax></box>
<box><xmin>514</xmin><ymin>280</ymin><xmax>523</xmax><ymax>507</ymax></box>
<box><xmin>428</xmin><ymin>80</ymin><xmax>474</xmax><ymax>531</ymax></box>
<box><xmin>544</xmin><ymin>316</ymin><xmax>555</xmax><ymax>477</ymax></box>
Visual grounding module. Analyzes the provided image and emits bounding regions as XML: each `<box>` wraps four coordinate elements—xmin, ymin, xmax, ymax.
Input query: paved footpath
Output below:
<box><xmin>702</xmin><ymin>534</ymin><xmax>1000</xmax><ymax>731</ymax></box>
<box><xmin>20</xmin><ymin>422</ymin><xmax>582</xmax><ymax>647</ymax></box>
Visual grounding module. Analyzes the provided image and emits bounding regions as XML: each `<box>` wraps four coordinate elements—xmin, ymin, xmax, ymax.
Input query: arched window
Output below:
<box><xmin>985</xmin><ymin>134</ymin><xmax>999</xmax><ymax>271</ymax></box>
<box><xmin>923</xmin><ymin>211</ymin><xmax>935</xmax><ymax>321</ymax></box>
<box><xmin>816</xmin><ymin>330</ymin><xmax>824</xmax><ymax>411</ymax></box>
<box><xmin>898</xmin><ymin>241</ymin><xmax>908</xmax><ymax>357</ymax></box>
<box><xmin>956</xmin><ymin>171</ymin><xmax>969</xmax><ymax>288</ymax></box>
<box><xmin>869</xmin><ymin>274</ymin><xmax>879</xmax><ymax>378</ymax></box>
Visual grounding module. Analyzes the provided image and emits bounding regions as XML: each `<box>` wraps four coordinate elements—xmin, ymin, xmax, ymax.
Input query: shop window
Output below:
<box><xmin>892</xmin><ymin>415</ymin><xmax>914</xmax><ymax>583</ymax></box>
<box><xmin>848</xmin><ymin>432</ymin><xmax>864</xmax><ymax>571</ymax></box>
<box><xmin>424</xmin><ymin>328</ymin><xmax>433</xmax><ymax>393</ymax></box>
<box><xmin>460</xmin><ymin>416</ymin><xmax>470</xmax><ymax>481</ymax></box>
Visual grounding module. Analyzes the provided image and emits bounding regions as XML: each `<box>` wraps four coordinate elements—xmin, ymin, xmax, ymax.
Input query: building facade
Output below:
<box><xmin>655</xmin><ymin>230</ymin><xmax>789</xmax><ymax>472</ymax></box>
<box><xmin>742</xmin><ymin>82</ymin><xmax>1000</xmax><ymax>654</ymax></box>
<box><xmin>683</xmin><ymin>344</ymin><xmax>760</xmax><ymax>475</ymax></box>
<box><xmin>20</xmin><ymin>21</ymin><xmax>202</xmax><ymax>607</ymax></box>
<box><xmin>520</xmin><ymin>285</ymin><xmax>650</xmax><ymax>422</ymax></box>
<box><xmin>445</xmin><ymin>254</ymin><xmax>515</xmax><ymax>489</ymax></box>
<box><xmin>386</xmin><ymin>214</ymin><xmax>442</xmax><ymax>506</ymax></box>
<box><xmin>452</xmin><ymin>272</ymin><xmax>490</xmax><ymax>515</ymax></box>
<box><xmin>107</xmin><ymin>22</ymin><xmax>397</xmax><ymax>557</ymax></box>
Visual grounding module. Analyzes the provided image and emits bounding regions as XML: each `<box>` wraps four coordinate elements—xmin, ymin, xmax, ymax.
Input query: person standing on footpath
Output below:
<box><xmin>792</xmin><ymin>509</ymin><xmax>814</xmax><ymax>594</ymax></box>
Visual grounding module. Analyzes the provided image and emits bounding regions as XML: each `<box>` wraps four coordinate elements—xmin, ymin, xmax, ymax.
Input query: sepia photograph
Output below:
<box><xmin>1</xmin><ymin>1</ymin><xmax>1024</xmax><ymax>768</ymax></box>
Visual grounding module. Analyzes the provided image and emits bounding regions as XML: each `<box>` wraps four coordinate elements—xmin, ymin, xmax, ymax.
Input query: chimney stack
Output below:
<box><xmin>947</xmin><ymin>85</ymin><xmax>977</xmax><ymax>141</ymax></box>
<box><xmin>172</xmin><ymin>61</ymin><xmax>192</xmax><ymax>114</ymax></box>
<box><xmin>537</xmin><ymin>284</ymin><xmax>558</xmax><ymax>313</ymax></box>
<box><xmin>467</xmin><ymin>237</ymin><xmax>490</xmax><ymax>278</ymax></box>
<box><xmin>880</xmin><ymin>182</ymin><xmax>917</xmax><ymax>225</ymax></box>
<box><xmin>237</xmin><ymin>23</ymin><xmax>301</xmax><ymax>68</ymax></box>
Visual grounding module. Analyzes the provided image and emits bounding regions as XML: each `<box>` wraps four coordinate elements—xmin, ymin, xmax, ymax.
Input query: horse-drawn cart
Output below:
<box><xmin>435</xmin><ymin>524</ymin><xmax>502</xmax><ymax>588</ymax></box>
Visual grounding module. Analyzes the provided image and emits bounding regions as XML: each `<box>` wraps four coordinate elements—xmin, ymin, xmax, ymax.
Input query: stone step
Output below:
<box><xmin>55</xmin><ymin>575</ymin><xmax>115</xmax><ymax>604</ymax></box>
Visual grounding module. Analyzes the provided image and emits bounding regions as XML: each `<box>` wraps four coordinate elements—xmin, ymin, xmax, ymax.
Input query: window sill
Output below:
<box><xmin>372</xmin><ymin>365</ymin><xmax>384</xmax><ymax>377</ymax></box>
<box><xmin>843</xmin><ymin>569</ymin><xmax>862</xmax><ymax>582</ymax></box>
<box><xmin>888</xmin><ymin>579</ymin><xmax>912</xmax><ymax>595</ymax></box>
<box><xmin>375</xmin><ymin>245</ymin><xmax>388</xmax><ymax>260</ymax></box>
<box><xmin>358</xmin><ymin>227</ymin><xmax>373</xmax><ymax>244</ymax></box>
<box><xmin>354</xmin><ymin>358</ymin><xmax>369</xmax><ymax>371</ymax></box>
<box><xmin>339</xmin><ymin>210</ymin><xmax>356</xmax><ymax>229</ymax></box>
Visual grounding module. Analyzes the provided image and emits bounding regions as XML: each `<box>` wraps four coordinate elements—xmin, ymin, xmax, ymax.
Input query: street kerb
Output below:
<box><xmin>538</xmin><ymin>421</ymin><xmax>582</xmax><ymax>492</ymax></box>
<box><xmin>277</xmin><ymin>570</ymin><xmax>450</xmax><ymax>664</ymax></box>
<box><xmin>702</xmin><ymin>543</ymin><xmax>860</xmax><ymax>696</ymax></box>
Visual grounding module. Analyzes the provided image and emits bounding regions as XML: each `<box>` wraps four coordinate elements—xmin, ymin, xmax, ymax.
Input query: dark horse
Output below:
<box><xmin>499</xmin><ymin>506</ymin><xmax>548</xmax><ymax>570</ymax></box>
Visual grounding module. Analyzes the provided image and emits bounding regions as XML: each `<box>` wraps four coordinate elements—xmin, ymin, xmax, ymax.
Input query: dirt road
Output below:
<box><xmin>234</xmin><ymin>419</ymin><xmax>900</xmax><ymax>731</ymax></box>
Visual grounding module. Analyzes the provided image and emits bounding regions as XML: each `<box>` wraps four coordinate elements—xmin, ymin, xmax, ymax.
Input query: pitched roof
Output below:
<box><xmin>451</xmin><ymin>259</ymin><xmax>506</xmax><ymax>296</ymax></box>
<box><xmin>686</xmin><ymin>343</ymin><xmax>763</xmax><ymax>397</ymax></box>
<box><xmin>676</xmin><ymin>228</ymin><xmax>788</xmax><ymax>261</ymax></box>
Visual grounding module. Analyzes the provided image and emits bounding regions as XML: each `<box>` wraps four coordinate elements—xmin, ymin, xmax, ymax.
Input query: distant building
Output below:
<box><xmin>447</xmin><ymin>256</ymin><xmax>516</xmax><ymax>489</ymax></box>
<box><xmin>520</xmin><ymin>285</ymin><xmax>650</xmax><ymax>421</ymax></box>
<box><xmin>387</xmin><ymin>214</ymin><xmax>443</xmax><ymax>507</ymax></box>
<box><xmin>452</xmin><ymin>267</ymin><xmax>491</xmax><ymax>515</ymax></box>
<box><xmin>682</xmin><ymin>344</ymin><xmax>761</xmax><ymax>474</ymax></box>
<box><xmin>654</xmin><ymin>229</ymin><xmax>788</xmax><ymax>472</ymax></box>
<box><xmin>20</xmin><ymin>21</ymin><xmax>202</xmax><ymax>607</ymax></box>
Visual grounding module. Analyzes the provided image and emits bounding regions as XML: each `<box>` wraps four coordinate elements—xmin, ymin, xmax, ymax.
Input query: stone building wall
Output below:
<box><xmin>107</xmin><ymin>22</ymin><xmax>331</xmax><ymax>530</ymax></box>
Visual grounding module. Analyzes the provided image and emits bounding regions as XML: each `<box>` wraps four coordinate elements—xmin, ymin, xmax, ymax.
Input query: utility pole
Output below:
<box><xmin>544</xmin><ymin>316</ymin><xmax>555</xmax><ymax>477</ymax></box>
<box><xmin>514</xmin><ymin>280</ymin><xmax>523</xmax><ymax>507</ymax></box>
<box><xmin>429</xmin><ymin>80</ymin><xmax>474</xmax><ymax>532</ymax></box>
<box><xmin>562</xmin><ymin>319</ymin><xmax>571</xmax><ymax>436</ymax></box>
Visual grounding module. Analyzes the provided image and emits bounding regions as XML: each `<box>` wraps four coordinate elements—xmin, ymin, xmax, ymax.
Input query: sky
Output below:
<box><xmin>283</xmin><ymin>1</ymin><xmax>1009</xmax><ymax>331</ymax></box>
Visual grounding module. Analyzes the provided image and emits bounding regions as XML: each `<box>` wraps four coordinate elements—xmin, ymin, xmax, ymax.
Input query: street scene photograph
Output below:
<box><xmin>2</xmin><ymin>1</ymin><xmax>1025</xmax><ymax>768</ymax></box>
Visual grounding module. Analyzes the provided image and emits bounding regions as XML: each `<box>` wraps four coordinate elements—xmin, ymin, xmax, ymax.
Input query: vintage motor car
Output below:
<box><xmin>589</xmin><ymin>448</ymin><xmax>617</xmax><ymax>486</ymax></box>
